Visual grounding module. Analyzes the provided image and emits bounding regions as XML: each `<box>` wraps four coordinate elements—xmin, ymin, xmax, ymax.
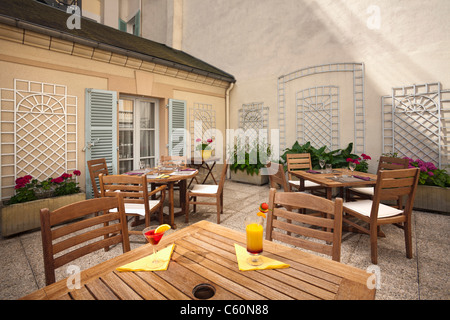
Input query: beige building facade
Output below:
<box><xmin>0</xmin><ymin>0</ymin><xmax>234</xmax><ymax>200</ymax></box>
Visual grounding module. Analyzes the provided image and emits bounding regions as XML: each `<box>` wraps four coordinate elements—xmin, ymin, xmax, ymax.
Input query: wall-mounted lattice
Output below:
<box><xmin>0</xmin><ymin>79</ymin><xmax>77</xmax><ymax>199</ymax></box>
<box><xmin>382</xmin><ymin>82</ymin><xmax>450</xmax><ymax>169</ymax></box>
<box><xmin>238</xmin><ymin>102</ymin><xmax>269</xmax><ymax>143</ymax></box>
<box><xmin>296</xmin><ymin>86</ymin><xmax>340</xmax><ymax>151</ymax></box>
<box><xmin>278</xmin><ymin>63</ymin><xmax>365</xmax><ymax>154</ymax></box>
<box><xmin>189</xmin><ymin>103</ymin><xmax>216</xmax><ymax>156</ymax></box>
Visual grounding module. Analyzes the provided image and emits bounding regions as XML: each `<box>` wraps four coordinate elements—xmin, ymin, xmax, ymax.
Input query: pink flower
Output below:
<box><xmin>51</xmin><ymin>177</ymin><xmax>64</xmax><ymax>184</ymax></box>
<box><xmin>361</xmin><ymin>153</ymin><xmax>371</xmax><ymax>160</ymax></box>
<box><xmin>346</xmin><ymin>158</ymin><xmax>354</xmax><ymax>163</ymax></box>
<box><xmin>73</xmin><ymin>170</ymin><xmax>81</xmax><ymax>176</ymax></box>
<box><xmin>428</xmin><ymin>171</ymin><xmax>434</xmax><ymax>176</ymax></box>
<box><xmin>196</xmin><ymin>138</ymin><xmax>202</xmax><ymax>142</ymax></box>
<box><xmin>354</xmin><ymin>160</ymin><xmax>360</xmax><ymax>165</ymax></box>
<box><xmin>207</xmin><ymin>138</ymin><xmax>213</xmax><ymax>143</ymax></box>
<box><xmin>61</xmin><ymin>173</ymin><xmax>71</xmax><ymax>179</ymax></box>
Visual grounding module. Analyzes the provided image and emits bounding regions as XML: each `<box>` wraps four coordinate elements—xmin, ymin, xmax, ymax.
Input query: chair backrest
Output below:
<box><xmin>217</xmin><ymin>159</ymin><xmax>228</xmax><ymax>195</ymax></box>
<box><xmin>87</xmin><ymin>158</ymin><xmax>109</xmax><ymax>198</ymax></box>
<box><xmin>160</xmin><ymin>155</ymin><xmax>187</xmax><ymax>168</ymax></box>
<box><xmin>371</xmin><ymin>168</ymin><xmax>420</xmax><ymax>218</ymax></box>
<box><xmin>40</xmin><ymin>195</ymin><xmax>130</xmax><ymax>285</ymax></box>
<box><xmin>99</xmin><ymin>174</ymin><xmax>150</xmax><ymax>209</ymax></box>
<box><xmin>267</xmin><ymin>162</ymin><xmax>290</xmax><ymax>192</ymax></box>
<box><xmin>377</xmin><ymin>156</ymin><xmax>409</xmax><ymax>171</ymax></box>
<box><xmin>266</xmin><ymin>188</ymin><xmax>343</xmax><ymax>261</ymax></box>
<box><xmin>286</xmin><ymin>153</ymin><xmax>313</xmax><ymax>178</ymax></box>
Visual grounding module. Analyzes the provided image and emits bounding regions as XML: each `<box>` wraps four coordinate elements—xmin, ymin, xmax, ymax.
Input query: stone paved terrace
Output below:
<box><xmin>1</xmin><ymin>180</ymin><xmax>449</xmax><ymax>300</ymax></box>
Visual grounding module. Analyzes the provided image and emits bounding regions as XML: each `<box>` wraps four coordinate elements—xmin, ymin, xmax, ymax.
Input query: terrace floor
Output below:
<box><xmin>1</xmin><ymin>180</ymin><xmax>449</xmax><ymax>300</ymax></box>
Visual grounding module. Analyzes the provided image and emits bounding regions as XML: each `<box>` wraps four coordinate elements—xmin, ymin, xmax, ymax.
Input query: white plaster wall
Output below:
<box><xmin>179</xmin><ymin>0</ymin><xmax>450</xmax><ymax>172</ymax></box>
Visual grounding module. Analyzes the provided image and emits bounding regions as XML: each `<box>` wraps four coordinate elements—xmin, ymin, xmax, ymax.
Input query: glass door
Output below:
<box><xmin>119</xmin><ymin>97</ymin><xmax>159</xmax><ymax>173</ymax></box>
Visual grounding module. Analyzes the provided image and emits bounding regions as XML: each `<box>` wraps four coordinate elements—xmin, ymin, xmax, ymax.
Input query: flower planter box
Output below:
<box><xmin>1</xmin><ymin>193</ymin><xmax>86</xmax><ymax>237</ymax></box>
<box><xmin>230</xmin><ymin>170</ymin><xmax>269</xmax><ymax>186</ymax></box>
<box><xmin>413</xmin><ymin>185</ymin><xmax>449</xmax><ymax>214</ymax></box>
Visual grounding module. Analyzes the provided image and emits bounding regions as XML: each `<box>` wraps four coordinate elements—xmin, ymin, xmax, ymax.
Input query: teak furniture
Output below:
<box><xmin>23</xmin><ymin>221</ymin><xmax>375</xmax><ymax>300</ymax></box>
<box><xmin>39</xmin><ymin>195</ymin><xmax>130</xmax><ymax>285</ymax></box>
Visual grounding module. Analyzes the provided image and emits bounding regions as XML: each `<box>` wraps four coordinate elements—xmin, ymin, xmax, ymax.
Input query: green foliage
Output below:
<box><xmin>229</xmin><ymin>140</ymin><xmax>273</xmax><ymax>176</ymax></box>
<box><xmin>280</xmin><ymin>141</ymin><xmax>369</xmax><ymax>171</ymax></box>
<box><xmin>7</xmin><ymin>170</ymin><xmax>81</xmax><ymax>205</ymax></box>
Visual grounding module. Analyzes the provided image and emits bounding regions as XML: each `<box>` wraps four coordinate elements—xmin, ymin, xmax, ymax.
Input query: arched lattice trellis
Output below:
<box><xmin>0</xmin><ymin>79</ymin><xmax>77</xmax><ymax>199</ymax></box>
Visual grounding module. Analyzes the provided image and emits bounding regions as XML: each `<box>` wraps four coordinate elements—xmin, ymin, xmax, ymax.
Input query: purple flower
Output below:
<box><xmin>428</xmin><ymin>171</ymin><xmax>434</xmax><ymax>176</ymax></box>
<box><xmin>419</xmin><ymin>166</ymin><xmax>427</xmax><ymax>172</ymax></box>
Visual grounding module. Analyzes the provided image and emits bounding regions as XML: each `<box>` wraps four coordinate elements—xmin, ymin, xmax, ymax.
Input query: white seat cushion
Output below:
<box><xmin>349</xmin><ymin>187</ymin><xmax>374</xmax><ymax>196</ymax></box>
<box><xmin>110</xmin><ymin>200</ymin><xmax>161</xmax><ymax>217</ymax></box>
<box><xmin>343</xmin><ymin>200</ymin><xmax>403</xmax><ymax>218</ymax></box>
<box><xmin>191</xmin><ymin>184</ymin><xmax>219</xmax><ymax>194</ymax></box>
<box><xmin>289</xmin><ymin>180</ymin><xmax>322</xmax><ymax>188</ymax></box>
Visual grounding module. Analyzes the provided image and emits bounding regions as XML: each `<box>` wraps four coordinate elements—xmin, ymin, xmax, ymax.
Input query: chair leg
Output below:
<box><xmin>158</xmin><ymin>204</ymin><xmax>164</xmax><ymax>225</ymax></box>
<box><xmin>404</xmin><ymin>218</ymin><xmax>413</xmax><ymax>259</ymax></box>
<box><xmin>370</xmin><ymin>224</ymin><xmax>378</xmax><ymax>264</ymax></box>
<box><xmin>185</xmin><ymin>196</ymin><xmax>190</xmax><ymax>223</ymax></box>
<box><xmin>216</xmin><ymin>195</ymin><xmax>221</xmax><ymax>224</ymax></box>
<box><xmin>193</xmin><ymin>196</ymin><xmax>197</xmax><ymax>213</ymax></box>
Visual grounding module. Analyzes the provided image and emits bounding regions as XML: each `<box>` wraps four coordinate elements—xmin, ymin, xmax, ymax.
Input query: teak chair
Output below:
<box><xmin>342</xmin><ymin>168</ymin><xmax>420</xmax><ymax>264</ymax></box>
<box><xmin>185</xmin><ymin>160</ymin><xmax>228</xmax><ymax>224</ymax></box>
<box><xmin>87</xmin><ymin>158</ymin><xmax>109</xmax><ymax>198</ymax></box>
<box><xmin>267</xmin><ymin>162</ymin><xmax>290</xmax><ymax>192</ymax></box>
<box><xmin>347</xmin><ymin>156</ymin><xmax>409</xmax><ymax>205</ymax></box>
<box><xmin>153</xmin><ymin>155</ymin><xmax>187</xmax><ymax>205</ymax></box>
<box><xmin>40</xmin><ymin>195</ymin><xmax>130</xmax><ymax>285</ymax></box>
<box><xmin>286</xmin><ymin>153</ymin><xmax>326</xmax><ymax>195</ymax></box>
<box><xmin>99</xmin><ymin>174</ymin><xmax>166</xmax><ymax>235</ymax></box>
<box><xmin>266</xmin><ymin>188</ymin><xmax>343</xmax><ymax>262</ymax></box>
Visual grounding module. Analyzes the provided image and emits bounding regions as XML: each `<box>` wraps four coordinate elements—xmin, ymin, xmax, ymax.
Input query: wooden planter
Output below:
<box><xmin>230</xmin><ymin>169</ymin><xmax>269</xmax><ymax>186</ymax></box>
<box><xmin>1</xmin><ymin>193</ymin><xmax>86</xmax><ymax>237</ymax></box>
<box><xmin>413</xmin><ymin>185</ymin><xmax>449</xmax><ymax>213</ymax></box>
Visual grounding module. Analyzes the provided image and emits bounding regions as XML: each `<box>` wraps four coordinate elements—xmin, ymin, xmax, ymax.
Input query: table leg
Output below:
<box><xmin>326</xmin><ymin>187</ymin><xmax>333</xmax><ymax>200</ymax></box>
<box><xmin>202</xmin><ymin>162</ymin><xmax>217</xmax><ymax>185</ymax></box>
<box><xmin>168</xmin><ymin>182</ymin><xmax>177</xmax><ymax>229</ymax></box>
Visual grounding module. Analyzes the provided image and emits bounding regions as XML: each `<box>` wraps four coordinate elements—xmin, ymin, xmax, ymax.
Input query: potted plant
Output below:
<box><xmin>402</xmin><ymin>157</ymin><xmax>450</xmax><ymax>213</ymax></box>
<box><xmin>229</xmin><ymin>140</ymin><xmax>273</xmax><ymax>185</ymax></box>
<box><xmin>196</xmin><ymin>138</ymin><xmax>214</xmax><ymax>160</ymax></box>
<box><xmin>1</xmin><ymin>170</ymin><xmax>85</xmax><ymax>237</ymax></box>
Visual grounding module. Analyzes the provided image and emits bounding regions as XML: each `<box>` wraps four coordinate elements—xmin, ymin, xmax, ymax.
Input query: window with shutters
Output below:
<box><xmin>119</xmin><ymin>96</ymin><xmax>159</xmax><ymax>173</ymax></box>
<box><xmin>168</xmin><ymin>99</ymin><xmax>187</xmax><ymax>156</ymax></box>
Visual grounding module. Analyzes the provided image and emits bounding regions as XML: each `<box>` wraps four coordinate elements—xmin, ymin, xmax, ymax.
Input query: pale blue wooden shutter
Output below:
<box><xmin>168</xmin><ymin>99</ymin><xmax>187</xmax><ymax>156</ymax></box>
<box><xmin>85</xmin><ymin>89</ymin><xmax>118</xmax><ymax>198</ymax></box>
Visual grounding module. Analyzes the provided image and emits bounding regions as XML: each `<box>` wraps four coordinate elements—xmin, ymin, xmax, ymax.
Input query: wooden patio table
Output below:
<box><xmin>21</xmin><ymin>221</ymin><xmax>375</xmax><ymax>300</ymax></box>
<box><xmin>289</xmin><ymin>168</ymin><xmax>377</xmax><ymax>200</ymax></box>
<box><xmin>145</xmin><ymin>169</ymin><xmax>198</xmax><ymax>229</ymax></box>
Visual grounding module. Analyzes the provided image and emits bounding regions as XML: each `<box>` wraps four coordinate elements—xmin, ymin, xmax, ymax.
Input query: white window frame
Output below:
<box><xmin>119</xmin><ymin>96</ymin><xmax>159</xmax><ymax>172</ymax></box>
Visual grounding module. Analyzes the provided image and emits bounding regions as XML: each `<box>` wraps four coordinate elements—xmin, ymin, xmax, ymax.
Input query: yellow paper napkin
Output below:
<box><xmin>234</xmin><ymin>244</ymin><xmax>290</xmax><ymax>271</ymax></box>
<box><xmin>116</xmin><ymin>244</ymin><xmax>175</xmax><ymax>272</ymax></box>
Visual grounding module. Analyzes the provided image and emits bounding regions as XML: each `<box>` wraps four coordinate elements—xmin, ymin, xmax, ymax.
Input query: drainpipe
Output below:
<box><xmin>225</xmin><ymin>81</ymin><xmax>234</xmax><ymax>178</ymax></box>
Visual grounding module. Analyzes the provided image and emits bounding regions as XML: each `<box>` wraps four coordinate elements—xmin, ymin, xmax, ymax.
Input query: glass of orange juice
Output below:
<box><xmin>245</xmin><ymin>215</ymin><xmax>264</xmax><ymax>266</ymax></box>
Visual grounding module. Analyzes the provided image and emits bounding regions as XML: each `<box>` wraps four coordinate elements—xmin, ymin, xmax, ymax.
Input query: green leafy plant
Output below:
<box><xmin>229</xmin><ymin>140</ymin><xmax>273</xmax><ymax>176</ymax></box>
<box><xmin>8</xmin><ymin>170</ymin><xmax>81</xmax><ymax>205</ymax></box>
<box><xmin>281</xmin><ymin>141</ymin><xmax>370</xmax><ymax>172</ymax></box>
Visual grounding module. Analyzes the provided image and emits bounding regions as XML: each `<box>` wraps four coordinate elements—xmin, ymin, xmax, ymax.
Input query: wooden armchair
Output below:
<box><xmin>266</xmin><ymin>188</ymin><xmax>343</xmax><ymax>262</ymax></box>
<box><xmin>99</xmin><ymin>174</ymin><xmax>166</xmax><ymax>235</ymax></box>
<box><xmin>286</xmin><ymin>153</ymin><xmax>326</xmax><ymax>195</ymax></box>
<box><xmin>87</xmin><ymin>158</ymin><xmax>109</xmax><ymax>198</ymax></box>
<box><xmin>40</xmin><ymin>195</ymin><xmax>130</xmax><ymax>285</ymax></box>
<box><xmin>343</xmin><ymin>168</ymin><xmax>420</xmax><ymax>264</ymax></box>
<box><xmin>185</xmin><ymin>160</ymin><xmax>228</xmax><ymax>224</ymax></box>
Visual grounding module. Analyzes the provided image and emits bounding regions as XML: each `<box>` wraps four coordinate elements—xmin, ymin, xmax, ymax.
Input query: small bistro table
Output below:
<box><xmin>187</xmin><ymin>157</ymin><xmax>220</xmax><ymax>187</ymax></box>
<box><xmin>289</xmin><ymin>168</ymin><xmax>378</xmax><ymax>200</ymax></box>
<box><xmin>21</xmin><ymin>221</ymin><xmax>375</xmax><ymax>300</ymax></box>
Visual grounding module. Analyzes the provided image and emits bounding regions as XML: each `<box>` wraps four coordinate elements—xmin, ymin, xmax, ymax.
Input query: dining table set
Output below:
<box><xmin>21</xmin><ymin>159</ymin><xmax>381</xmax><ymax>302</ymax></box>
